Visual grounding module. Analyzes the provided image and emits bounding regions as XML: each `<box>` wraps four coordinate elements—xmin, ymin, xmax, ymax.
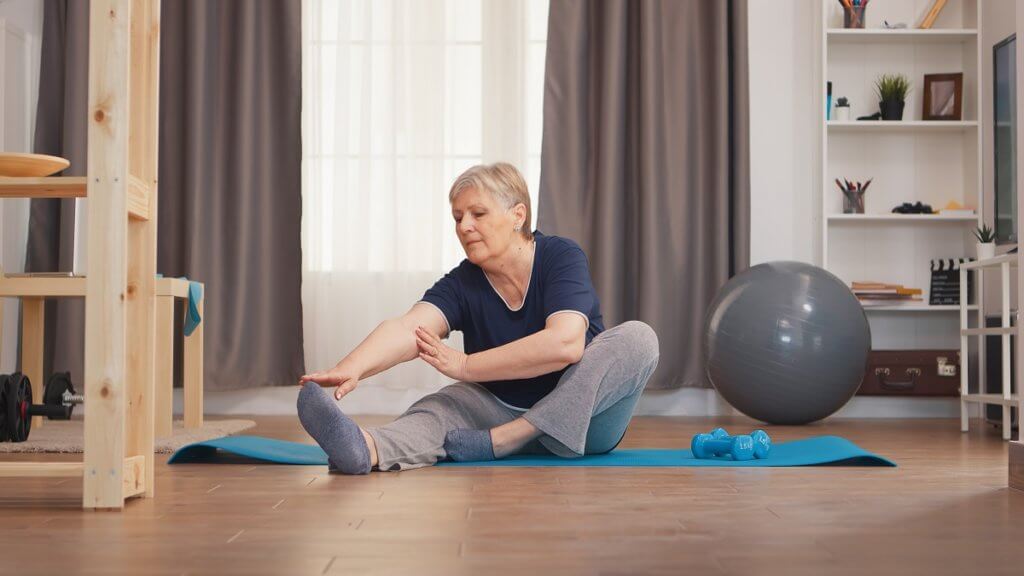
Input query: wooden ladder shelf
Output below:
<box><xmin>0</xmin><ymin>0</ymin><xmax>161</xmax><ymax>509</ymax></box>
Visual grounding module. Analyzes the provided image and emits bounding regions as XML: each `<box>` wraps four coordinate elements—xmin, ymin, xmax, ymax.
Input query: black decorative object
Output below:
<box><xmin>892</xmin><ymin>201</ymin><xmax>934</xmax><ymax>214</ymax></box>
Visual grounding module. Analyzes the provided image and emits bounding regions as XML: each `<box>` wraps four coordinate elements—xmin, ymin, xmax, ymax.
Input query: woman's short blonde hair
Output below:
<box><xmin>448</xmin><ymin>163</ymin><xmax>533</xmax><ymax>240</ymax></box>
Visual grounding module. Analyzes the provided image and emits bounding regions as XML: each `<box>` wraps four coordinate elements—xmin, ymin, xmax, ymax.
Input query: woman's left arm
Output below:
<box><xmin>416</xmin><ymin>313</ymin><xmax>587</xmax><ymax>381</ymax></box>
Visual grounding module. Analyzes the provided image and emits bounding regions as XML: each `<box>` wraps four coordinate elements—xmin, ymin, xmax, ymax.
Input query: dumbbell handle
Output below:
<box><xmin>62</xmin><ymin>392</ymin><xmax>85</xmax><ymax>405</ymax></box>
<box><xmin>703</xmin><ymin>437</ymin><xmax>742</xmax><ymax>454</ymax></box>
<box><xmin>27</xmin><ymin>403</ymin><xmax>73</xmax><ymax>419</ymax></box>
<box><xmin>709</xmin><ymin>427</ymin><xmax>768</xmax><ymax>440</ymax></box>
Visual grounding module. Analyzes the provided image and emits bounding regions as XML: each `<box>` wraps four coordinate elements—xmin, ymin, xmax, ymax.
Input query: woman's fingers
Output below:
<box><xmin>334</xmin><ymin>379</ymin><xmax>358</xmax><ymax>400</ymax></box>
<box><xmin>415</xmin><ymin>333</ymin><xmax>438</xmax><ymax>356</ymax></box>
<box><xmin>301</xmin><ymin>371</ymin><xmax>348</xmax><ymax>387</ymax></box>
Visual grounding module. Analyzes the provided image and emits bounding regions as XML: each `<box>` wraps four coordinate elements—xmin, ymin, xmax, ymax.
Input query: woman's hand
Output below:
<box><xmin>416</xmin><ymin>326</ymin><xmax>469</xmax><ymax>381</ymax></box>
<box><xmin>298</xmin><ymin>364</ymin><xmax>361</xmax><ymax>400</ymax></box>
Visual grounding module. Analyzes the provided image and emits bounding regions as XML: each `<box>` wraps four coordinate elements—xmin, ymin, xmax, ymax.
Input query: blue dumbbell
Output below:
<box><xmin>691</xmin><ymin>432</ymin><xmax>756</xmax><ymax>460</ymax></box>
<box><xmin>705</xmin><ymin>427</ymin><xmax>773</xmax><ymax>459</ymax></box>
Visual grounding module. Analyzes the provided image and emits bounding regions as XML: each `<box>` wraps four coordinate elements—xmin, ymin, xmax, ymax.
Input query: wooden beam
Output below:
<box><xmin>122</xmin><ymin>455</ymin><xmax>146</xmax><ymax>498</ymax></box>
<box><xmin>127</xmin><ymin>174</ymin><xmax>150</xmax><ymax>220</ymax></box>
<box><xmin>126</xmin><ymin>213</ymin><xmax>156</xmax><ymax>498</ymax></box>
<box><xmin>84</xmin><ymin>0</ymin><xmax>132</xmax><ymax>510</ymax></box>
<box><xmin>155</xmin><ymin>296</ymin><xmax>174</xmax><ymax>438</ymax></box>
<box><xmin>184</xmin><ymin>296</ymin><xmax>203</xmax><ymax>429</ymax></box>
<box><xmin>21</xmin><ymin>298</ymin><xmax>45</xmax><ymax>431</ymax></box>
<box><xmin>0</xmin><ymin>176</ymin><xmax>87</xmax><ymax>198</ymax></box>
<box><xmin>0</xmin><ymin>462</ymin><xmax>84</xmax><ymax>478</ymax></box>
<box><xmin>155</xmin><ymin>277</ymin><xmax>190</xmax><ymax>298</ymax></box>
<box><xmin>0</xmin><ymin>276</ymin><xmax>188</xmax><ymax>298</ymax></box>
<box><xmin>0</xmin><ymin>276</ymin><xmax>86</xmax><ymax>297</ymax></box>
<box><xmin>124</xmin><ymin>0</ymin><xmax>160</xmax><ymax>499</ymax></box>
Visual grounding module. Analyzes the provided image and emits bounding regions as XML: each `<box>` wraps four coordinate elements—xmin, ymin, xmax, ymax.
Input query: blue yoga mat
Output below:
<box><xmin>168</xmin><ymin>435</ymin><xmax>895</xmax><ymax>467</ymax></box>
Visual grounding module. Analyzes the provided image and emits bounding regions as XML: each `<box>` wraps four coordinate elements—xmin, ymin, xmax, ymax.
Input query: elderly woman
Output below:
<box><xmin>296</xmin><ymin>163</ymin><xmax>660</xmax><ymax>474</ymax></box>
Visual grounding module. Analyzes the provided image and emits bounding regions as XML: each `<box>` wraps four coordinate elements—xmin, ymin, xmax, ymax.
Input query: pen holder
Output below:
<box><xmin>844</xmin><ymin>6</ymin><xmax>866</xmax><ymax>29</ymax></box>
<box><xmin>842</xmin><ymin>189</ymin><xmax>865</xmax><ymax>214</ymax></box>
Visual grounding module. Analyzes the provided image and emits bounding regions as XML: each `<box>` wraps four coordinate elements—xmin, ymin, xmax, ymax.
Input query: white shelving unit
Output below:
<box><xmin>826</xmin><ymin>28</ymin><xmax>979</xmax><ymax>44</ymax></box>
<box><xmin>828</xmin><ymin>213</ymin><xmax>977</xmax><ymax>222</ymax></box>
<box><xmin>827</xmin><ymin>120</ymin><xmax>979</xmax><ymax>132</ymax></box>
<box><xmin>821</xmin><ymin>0</ymin><xmax>983</xmax><ymax>353</ymax></box>
<box><xmin>959</xmin><ymin>254</ymin><xmax>1021</xmax><ymax>440</ymax></box>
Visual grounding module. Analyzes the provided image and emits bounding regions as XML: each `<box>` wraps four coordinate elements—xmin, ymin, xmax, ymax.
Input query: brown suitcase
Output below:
<box><xmin>858</xmin><ymin>350</ymin><xmax>960</xmax><ymax>396</ymax></box>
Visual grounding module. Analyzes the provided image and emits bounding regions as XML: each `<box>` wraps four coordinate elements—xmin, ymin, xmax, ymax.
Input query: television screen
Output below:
<box><xmin>994</xmin><ymin>34</ymin><xmax>1016</xmax><ymax>244</ymax></box>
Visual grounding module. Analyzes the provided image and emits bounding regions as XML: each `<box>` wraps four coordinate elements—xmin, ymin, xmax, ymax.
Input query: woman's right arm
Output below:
<box><xmin>299</xmin><ymin>302</ymin><xmax>450</xmax><ymax>399</ymax></box>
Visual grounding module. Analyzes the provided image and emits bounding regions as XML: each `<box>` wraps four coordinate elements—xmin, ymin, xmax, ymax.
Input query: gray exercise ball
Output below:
<box><xmin>703</xmin><ymin>261</ymin><xmax>870</xmax><ymax>425</ymax></box>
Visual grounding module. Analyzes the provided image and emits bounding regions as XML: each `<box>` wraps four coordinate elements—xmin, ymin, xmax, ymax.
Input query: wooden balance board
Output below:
<box><xmin>0</xmin><ymin>153</ymin><xmax>70</xmax><ymax>177</ymax></box>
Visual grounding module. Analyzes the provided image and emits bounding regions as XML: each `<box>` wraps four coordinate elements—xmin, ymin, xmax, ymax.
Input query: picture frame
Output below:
<box><xmin>922</xmin><ymin>73</ymin><xmax>963</xmax><ymax>121</ymax></box>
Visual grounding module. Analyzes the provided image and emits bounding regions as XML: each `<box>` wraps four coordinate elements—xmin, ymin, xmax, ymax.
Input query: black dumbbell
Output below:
<box><xmin>0</xmin><ymin>372</ymin><xmax>82</xmax><ymax>442</ymax></box>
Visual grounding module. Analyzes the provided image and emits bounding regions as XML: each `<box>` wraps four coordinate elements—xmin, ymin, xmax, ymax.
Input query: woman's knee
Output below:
<box><xmin>610</xmin><ymin>320</ymin><xmax>660</xmax><ymax>368</ymax></box>
<box><xmin>404</xmin><ymin>382</ymin><xmax>498</xmax><ymax>429</ymax></box>
<box><xmin>405</xmin><ymin>384</ymin><xmax>468</xmax><ymax>415</ymax></box>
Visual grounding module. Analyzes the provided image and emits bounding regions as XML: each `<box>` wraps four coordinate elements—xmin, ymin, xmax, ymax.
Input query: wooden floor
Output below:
<box><xmin>2</xmin><ymin>415</ymin><xmax>1023</xmax><ymax>575</ymax></box>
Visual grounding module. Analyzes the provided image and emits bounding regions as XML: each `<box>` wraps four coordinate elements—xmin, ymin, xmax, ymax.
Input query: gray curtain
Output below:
<box><xmin>538</xmin><ymin>0</ymin><xmax>750</xmax><ymax>389</ymax></box>
<box><xmin>26</xmin><ymin>0</ymin><xmax>88</xmax><ymax>384</ymax></box>
<box><xmin>27</xmin><ymin>0</ymin><xmax>305</xmax><ymax>391</ymax></box>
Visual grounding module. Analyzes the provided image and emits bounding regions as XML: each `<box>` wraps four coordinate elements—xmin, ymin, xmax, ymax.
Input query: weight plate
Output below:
<box><xmin>0</xmin><ymin>374</ymin><xmax>9</xmax><ymax>441</ymax></box>
<box><xmin>7</xmin><ymin>373</ymin><xmax>32</xmax><ymax>442</ymax></box>
<box><xmin>44</xmin><ymin>371</ymin><xmax>74</xmax><ymax>418</ymax></box>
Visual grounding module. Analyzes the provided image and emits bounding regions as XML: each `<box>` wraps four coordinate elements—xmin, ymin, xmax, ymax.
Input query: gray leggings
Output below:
<box><xmin>365</xmin><ymin>321</ymin><xmax>660</xmax><ymax>471</ymax></box>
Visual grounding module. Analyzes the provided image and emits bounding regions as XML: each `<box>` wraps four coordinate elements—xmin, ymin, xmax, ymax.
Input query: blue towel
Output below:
<box><xmin>168</xmin><ymin>435</ymin><xmax>895</xmax><ymax>467</ymax></box>
<box><xmin>184</xmin><ymin>281</ymin><xmax>202</xmax><ymax>337</ymax></box>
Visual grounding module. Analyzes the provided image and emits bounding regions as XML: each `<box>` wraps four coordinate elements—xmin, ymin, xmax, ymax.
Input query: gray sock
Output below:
<box><xmin>444</xmin><ymin>428</ymin><xmax>496</xmax><ymax>462</ymax></box>
<box><xmin>297</xmin><ymin>383</ymin><xmax>371</xmax><ymax>474</ymax></box>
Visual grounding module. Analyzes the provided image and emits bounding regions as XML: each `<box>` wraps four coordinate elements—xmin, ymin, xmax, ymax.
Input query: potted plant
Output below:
<box><xmin>875</xmin><ymin>74</ymin><xmax>911</xmax><ymax>121</ymax></box>
<box><xmin>973</xmin><ymin>224</ymin><xmax>996</xmax><ymax>260</ymax></box>
<box><xmin>835</xmin><ymin>97</ymin><xmax>851</xmax><ymax>121</ymax></box>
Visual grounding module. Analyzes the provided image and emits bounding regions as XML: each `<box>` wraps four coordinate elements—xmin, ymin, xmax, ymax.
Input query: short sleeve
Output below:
<box><xmin>542</xmin><ymin>243</ymin><xmax>595</xmax><ymax>329</ymax></box>
<box><xmin>419</xmin><ymin>269</ymin><xmax>464</xmax><ymax>333</ymax></box>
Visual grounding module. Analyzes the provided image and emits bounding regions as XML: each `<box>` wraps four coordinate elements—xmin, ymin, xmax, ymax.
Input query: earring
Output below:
<box><xmin>514</xmin><ymin>225</ymin><xmax>521</xmax><ymax>232</ymax></box>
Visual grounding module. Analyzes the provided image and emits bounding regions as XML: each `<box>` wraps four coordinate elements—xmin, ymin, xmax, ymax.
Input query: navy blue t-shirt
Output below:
<box><xmin>419</xmin><ymin>230</ymin><xmax>605</xmax><ymax>409</ymax></box>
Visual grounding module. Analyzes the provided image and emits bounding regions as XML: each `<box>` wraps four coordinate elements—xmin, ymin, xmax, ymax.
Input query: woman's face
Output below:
<box><xmin>451</xmin><ymin>186</ymin><xmax>523</xmax><ymax>265</ymax></box>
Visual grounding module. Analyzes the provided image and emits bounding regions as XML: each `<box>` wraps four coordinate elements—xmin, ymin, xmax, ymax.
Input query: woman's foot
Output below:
<box><xmin>297</xmin><ymin>382</ymin><xmax>371</xmax><ymax>474</ymax></box>
<box><xmin>443</xmin><ymin>429</ymin><xmax>495</xmax><ymax>462</ymax></box>
<box><xmin>444</xmin><ymin>417</ymin><xmax>542</xmax><ymax>461</ymax></box>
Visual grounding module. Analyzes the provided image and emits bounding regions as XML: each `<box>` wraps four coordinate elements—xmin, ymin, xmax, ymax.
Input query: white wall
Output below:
<box><xmin>0</xmin><ymin>0</ymin><xmax>43</xmax><ymax>373</ymax></box>
<box><xmin>749</xmin><ymin>2</ymin><xmax>821</xmax><ymax>267</ymax></box>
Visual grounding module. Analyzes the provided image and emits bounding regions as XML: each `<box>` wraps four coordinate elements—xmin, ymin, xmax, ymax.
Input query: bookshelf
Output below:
<box><xmin>821</xmin><ymin>0</ymin><xmax>983</xmax><ymax>347</ymax></box>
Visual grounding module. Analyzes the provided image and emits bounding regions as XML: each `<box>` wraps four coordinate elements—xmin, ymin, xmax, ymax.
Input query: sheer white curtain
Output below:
<box><xmin>301</xmin><ymin>0</ymin><xmax>549</xmax><ymax>401</ymax></box>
